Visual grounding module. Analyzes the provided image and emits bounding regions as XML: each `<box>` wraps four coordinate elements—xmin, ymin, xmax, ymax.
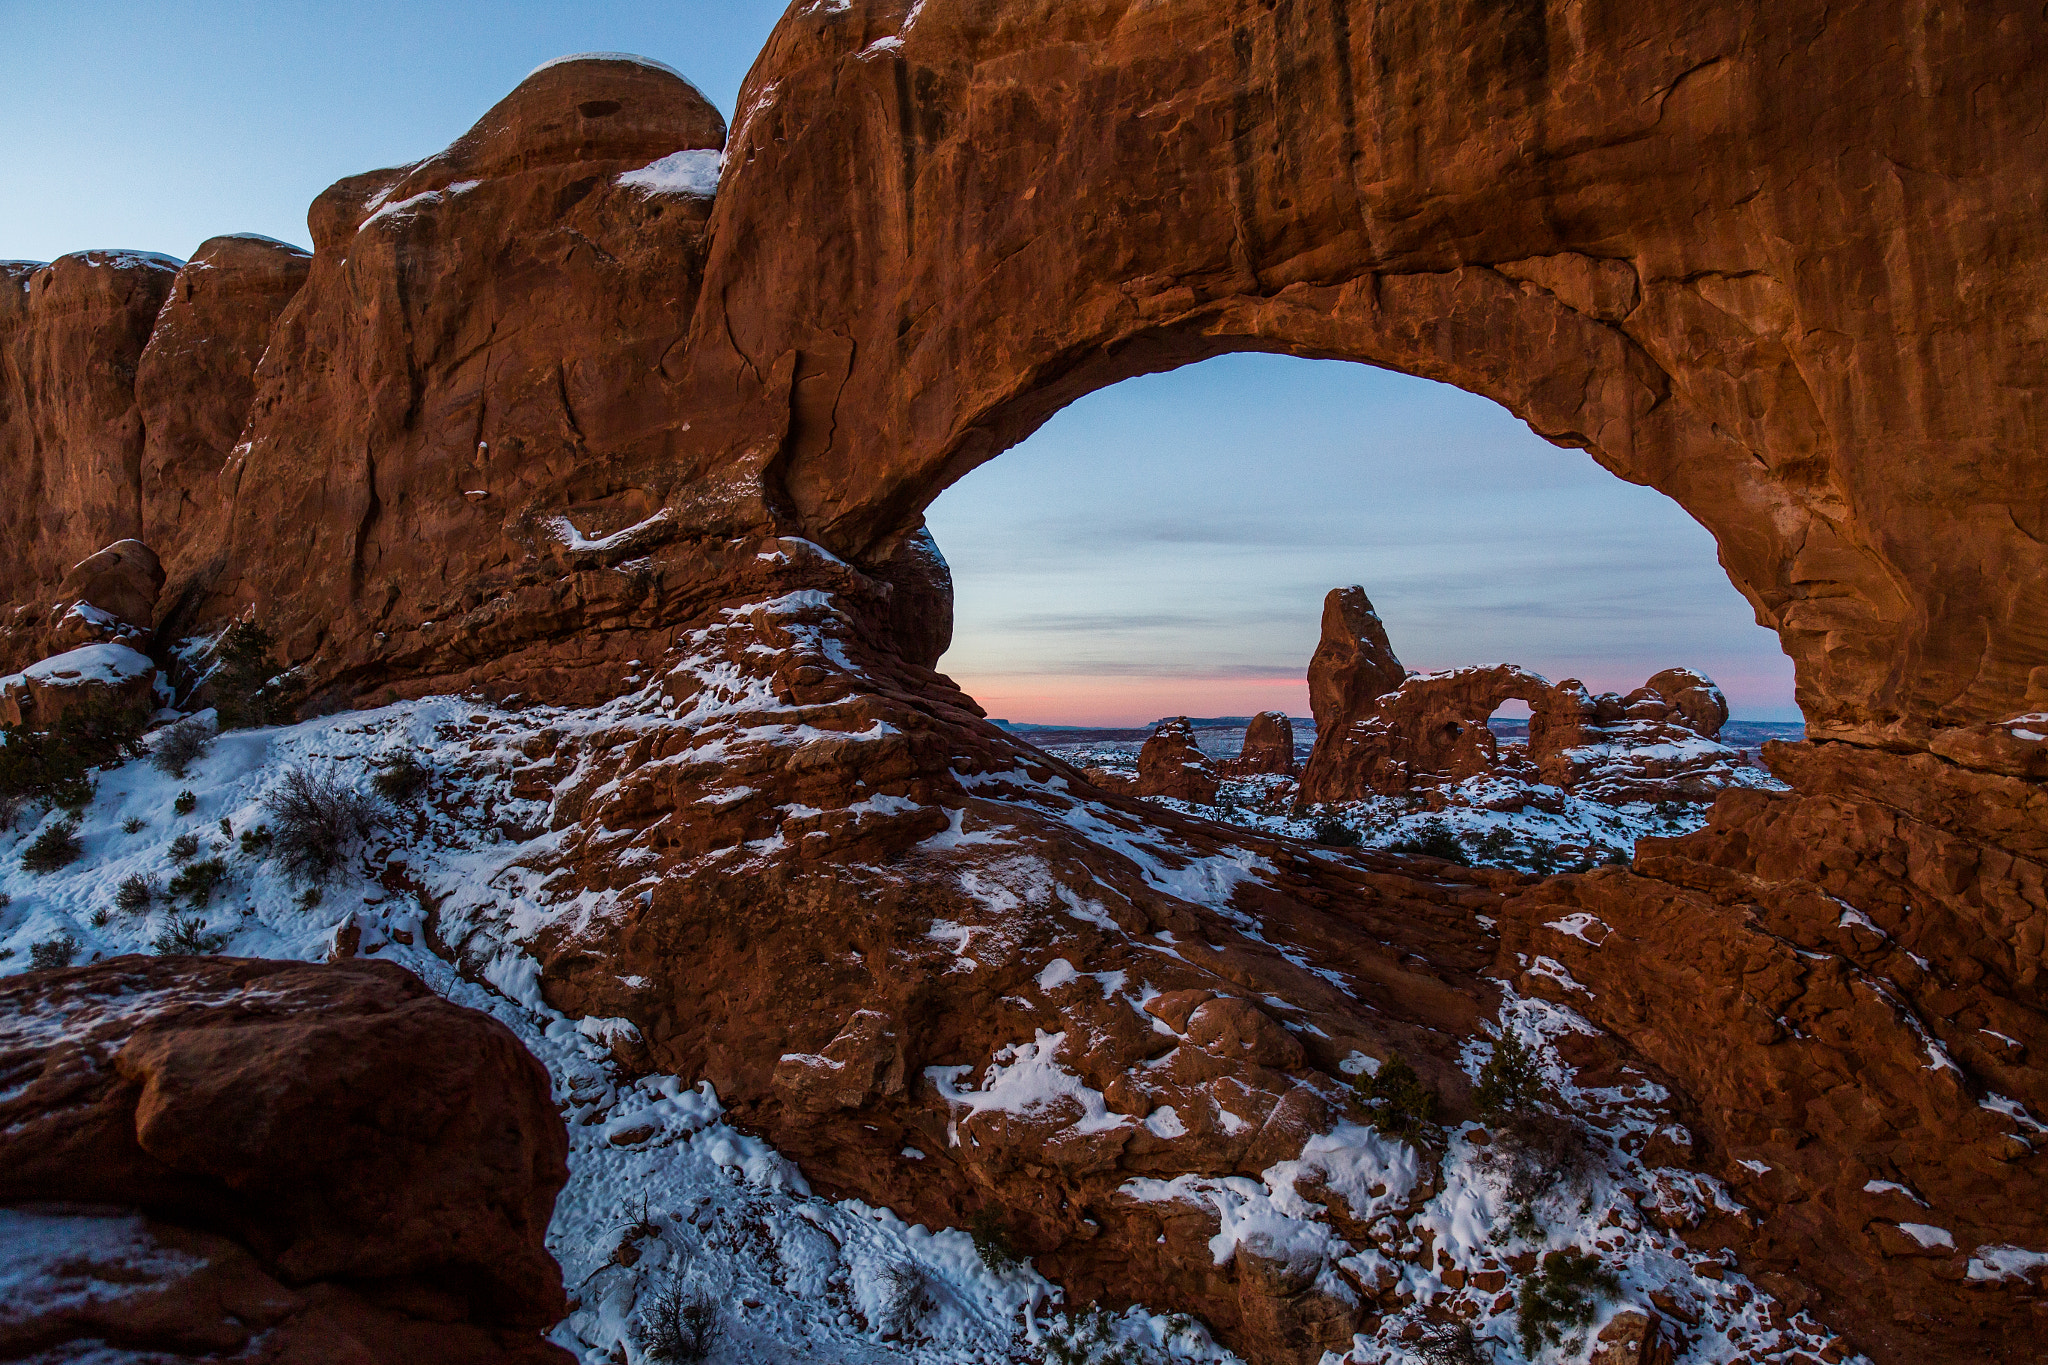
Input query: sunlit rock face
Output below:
<box><xmin>1</xmin><ymin>6</ymin><xmax>2045</xmax><ymax>1363</ymax></box>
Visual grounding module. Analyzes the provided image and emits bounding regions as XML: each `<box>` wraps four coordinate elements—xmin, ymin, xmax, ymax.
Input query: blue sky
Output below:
<box><xmin>0</xmin><ymin>0</ymin><xmax>1798</xmax><ymax>725</ymax></box>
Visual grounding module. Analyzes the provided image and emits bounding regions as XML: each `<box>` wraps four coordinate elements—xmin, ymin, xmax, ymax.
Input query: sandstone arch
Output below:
<box><xmin>673</xmin><ymin>0</ymin><xmax>2048</xmax><ymax>756</ymax></box>
<box><xmin>1</xmin><ymin>7</ymin><xmax>2044</xmax><ymax>1363</ymax></box>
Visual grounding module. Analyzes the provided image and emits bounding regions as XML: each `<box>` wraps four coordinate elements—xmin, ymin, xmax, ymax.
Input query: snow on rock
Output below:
<box><xmin>617</xmin><ymin>148</ymin><xmax>722</xmax><ymax>197</ymax></box>
<box><xmin>12</xmin><ymin>641</ymin><xmax>154</xmax><ymax>686</ymax></box>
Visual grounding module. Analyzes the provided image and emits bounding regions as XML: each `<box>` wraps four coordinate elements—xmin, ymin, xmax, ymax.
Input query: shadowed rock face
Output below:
<box><xmin>137</xmin><ymin>234</ymin><xmax>312</xmax><ymax>580</ymax></box>
<box><xmin>0</xmin><ymin>250</ymin><xmax>181</xmax><ymax>652</ymax></box>
<box><xmin>0</xmin><ymin>955</ymin><xmax>571</xmax><ymax>1363</ymax></box>
<box><xmin>1233</xmin><ymin>710</ymin><xmax>1295</xmax><ymax>776</ymax></box>
<box><xmin>2</xmin><ymin>10</ymin><xmax>2045</xmax><ymax>1364</ymax></box>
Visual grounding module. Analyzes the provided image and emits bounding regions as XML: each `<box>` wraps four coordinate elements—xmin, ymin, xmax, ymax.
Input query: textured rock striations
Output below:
<box><xmin>1</xmin><ymin>7</ymin><xmax>2045</xmax><ymax>1363</ymax></box>
<box><xmin>0</xmin><ymin>955</ymin><xmax>571</xmax><ymax>1363</ymax></box>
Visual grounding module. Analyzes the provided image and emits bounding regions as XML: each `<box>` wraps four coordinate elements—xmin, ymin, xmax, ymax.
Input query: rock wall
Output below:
<box><xmin>0</xmin><ymin>250</ymin><xmax>181</xmax><ymax>657</ymax></box>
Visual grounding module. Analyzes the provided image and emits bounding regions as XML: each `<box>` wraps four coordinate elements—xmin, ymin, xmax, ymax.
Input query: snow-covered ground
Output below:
<box><xmin>0</xmin><ymin>692</ymin><xmax>1858</xmax><ymax>1364</ymax></box>
<box><xmin>1047</xmin><ymin>731</ymin><xmax>1784</xmax><ymax>875</ymax></box>
<box><xmin>0</xmin><ymin>698</ymin><xmax>1237</xmax><ymax>1365</ymax></box>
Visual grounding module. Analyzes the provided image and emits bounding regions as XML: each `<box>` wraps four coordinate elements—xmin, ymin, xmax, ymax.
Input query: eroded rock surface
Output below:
<box><xmin>0</xmin><ymin>8</ymin><xmax>2043</xmax><ymax>1364</ymax></box>
<box><xmin>1138</xmin><ymin>716</ymin><xmax>1222</xmax><ymax>803</ymax></box>
<box><xmin>0</xmin><ymin>955</ymin><xmax>571</xmax><ymax>1363</ymax></box>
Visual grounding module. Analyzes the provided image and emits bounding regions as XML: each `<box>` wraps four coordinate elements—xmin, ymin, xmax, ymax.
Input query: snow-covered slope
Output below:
<box><xmin>0</xmin><ymin>695</ymin><xmax>1859</xmax><ymax>1364</ymax></box>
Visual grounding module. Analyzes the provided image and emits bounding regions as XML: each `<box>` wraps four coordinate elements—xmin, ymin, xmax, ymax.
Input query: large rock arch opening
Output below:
<box><xmin>3</xmin><ymin>6</ymin><xmax>2045</xmax><ymax>1363</ymax></box>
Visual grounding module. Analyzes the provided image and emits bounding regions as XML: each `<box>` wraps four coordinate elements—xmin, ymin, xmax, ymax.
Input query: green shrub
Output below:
<box><xmin>1042</xmin><ymin>1304</ymin><xmax>1142</xmax><ymax>1365</ymax></box>
<box><xmin>1517</xmin><ymin>1248</ymin><xmax>1620</xmax><ymax>1357</ymax></box>
<box><xmin>1354</xmin><ymin>1051</ymin><xmax>1439</xmax><ymax>1141</ymax></box>
<box><xmin>1475</xmin><ymin>1028</ymin><xmax>1544</xmax><ymax>1120</ymax></box>
<box><xmin>120</xmin><ymin>815</ymin><xmax>146</xmax><ymax>834</ymax></box>
<box><xmin>210</xmin><ymin>622</ymin><xmax>306</xmax><ymax>730</ymax></box>
<box><xmin>173</xmin><ymin>790</ymin><xmax>197</xmax><ymax>815</ymax></box>
<box><xmin>167</xmin><ymin>857</ymin><xmax>228</xmax><ymax>906</ymax></box>
<box><xmin>238</xmin><ymin>824</ymin><xmax>272</xmax><ymax>854</ymax></box>
<box><xmin>1389</xmin><ymin>820</ymin><xmax>1472</xmax><ymax>866</ymax></box>
<box><xmin>967</xmin><ymin>1207</ymin><xmax>1020</xmax><ymax>1271</ymax></box>
<box><xmin>115</xmin><ymin>873</ymin><xmax>156</xmax><ymax>914</ymax></box>
<box><xmin>152</xmin><ymin>915</ymin><xmax>227</xmax><ymax>956</ymax></box>
<box><xmin>22</xmin><ymin>818</ymin><xmax>83</xmax><ymax>873</ymax></box>
<box><xmin>297</xmin><ymin>887</ymin><xmax>322</xmax><ymax>910</ymax></box>
<box><xmin>169</xmin><ymin>832</ymin><xmax>199</xmax><ymax>862</ymax></box>
<box><xmin>0</xmin><ymin>689</ymin><xmax>148</xmax><ymax>811</ymax></box>
<box><xmin>1311</xmin><ymin>816</ymin><xmax>1360</xmax><ymax>847</ymax></box>
<box><xmin>371</xmin><ymin>751</ymin><xmax>429</xmax><ymax>801</ymax></box>
<box><xmin>29</xmin><ymin>932</ymin><xmax>78</xmax><ymax>970</ymax></box>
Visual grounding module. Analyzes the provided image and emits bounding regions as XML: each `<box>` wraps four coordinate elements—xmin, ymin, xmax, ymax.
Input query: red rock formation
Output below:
<box><xmin>136</xmin><ymin>233</ymin><xmax>311</xmax><ymax>581</ymax></box>
<box><xmin>1495</xmin><ymin>738</ymin><xmax>2048</xmax><ymax>1364</ymax></box>
<box><xmin>1302</xmin><ymin>639</ymin><xmax>1745</xmax><ymax>805</ymax></box>
<box><xmin>0</xmin><ymin>955</ymin><xmax>570</xmax><ymax>1363</ymax></box>
<box><xmin>0</xmin><ymin>640</ymin><xmax>157</xmax><ymax>729</ymax></box>
<box><xmin>1137</xmin><ymin>716</ymin><xmax>1221</xmax><ymax>803</ymax></box>
<box><xmin>1</xmin><ymin>7</ymin><xmax>2044</xmax><ymax>1362</ymax></box>
<box><xmin>153</xmin><ymin>55</ymin><xmax>731</xmax><ymax>709</ymax></box>
<box><xmin>1230</xmin><ymin>710</ymin><xmax>1295</xmax><ymax>776</ymax></box>
<box><xmin>0</xmin><ymin>250</ymin><xmax>180</xmax><ymax>663</ymax></box>
<box><xmin>1306</xmin><ymin>588</ymin><xmax>1407</xmax><ymax>741</ymax></box>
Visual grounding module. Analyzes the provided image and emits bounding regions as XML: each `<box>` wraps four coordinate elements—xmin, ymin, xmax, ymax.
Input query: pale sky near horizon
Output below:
<box><xmin>0</xmin><ymin>0</ymin><xmax>1799</xmax><ymax>725</ymax></box>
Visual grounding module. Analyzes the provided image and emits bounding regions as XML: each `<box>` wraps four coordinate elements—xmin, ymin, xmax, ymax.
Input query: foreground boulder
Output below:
<box><xmin>0</xmin><ymin>956</ymin><xmax>571</xmax><ymax>1363</ymax></box>
<box><xmin>0</xmin><ymin>640</ymin><xmax>157</xmax><ymax>729</ymax></box>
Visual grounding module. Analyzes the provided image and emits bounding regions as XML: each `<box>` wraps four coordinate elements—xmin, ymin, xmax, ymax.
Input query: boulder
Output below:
<box><xmin>0</xmin><ymin>641</ymin><xmax>157</xmax><ymax>729</ymax></box>
<box><xmin>1138</xmin><ymin>716</ymin><xmax>1220</xmax><ymax>803</ymax></box>
<box><xmin>1232</xmin><ymin>710</ymin><xmax>1295</xmax><ymax>775</ymax></box>
<box><xmin>0</xmin><ymin>956</ymin><xmax>571</xmax><ymax>1361</ymax></box>
<box><xmin>1589</xmin><ymin>1308</ymin><xmax>1676</xmax><ymax>1365</ymax></box>
<box><xmin>58</xmin><ymin>539</ymin><xmax>165</xmax><ymax>630</ymax></box>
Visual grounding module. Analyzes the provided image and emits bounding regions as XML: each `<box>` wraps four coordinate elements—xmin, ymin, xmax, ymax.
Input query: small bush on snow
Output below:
<box><xmin>115</xmin><ymin>873</ymin><xmax>157</xmax><ymax>914</ymax></box>
<box><xmin>150</xmin><ymin>717</ymin><xmax>213</xmax><ymax>778</ymax></box>
<box><xmin>1041</xmin><ymin>1304</ymin><xmax>1142</xmax><ymax>1365</ymax></box>
<box><xmin>967</xmin><ymin>1207</ymin><xmax>1020</xmax><ymax>1271</ymax></box>
<box><xmin>153</xmin><ymin>915</ymin><xmax>227</xmax><ymax>956</ymax></box>
<box><xmin>874</xmin><ymin>1261</ymin><xmax>931</xmax><ymax>1340</ymax></box>
<box><xmin>1516</xmin><ymin>1248</ymin><xmax>1619</xmax><ymax>1357</ymax></box>
<box><xmin>638</xmin><ymin>1280</ymin><xmax>723</xmax><ymax>1362</ymax></box>
<box><xmin>173</xmin><ymin>790</ymin><xmax>197</xmax><ymax>815</ymax></box>
<box><xmin>210</xmin><ymin>621</ymin><xmax>306</xmax><ymax>730</ymax></box>
<box><xmin>22</xmin><ymin>818</ymin><xmax>84</xmax><ymax>873</ymax></box>
<box><xmin>371</xmin><ymin>751</ymin><xmax>429</xmax><ymax>801</ymax></box>
<box><xmin>167</xmin><ymin>857</ymin><xmax>228</xmax><ymax>906</ymax></box>
<box><xmin>1352</xmin><ymin>1051</ymin><xmax>1440</xmax><ymax>1142</ymax></box>
<box><xmin>168</xmin><ymin>832</ymin><xmax>199</xmax><ymax>862</ymax></box>
<box><xmin>261</xmin><ymin>768</ymin><xmax>381</xmax><ymax>885</ymax></box>
<box><xmin>29</xmin><ymin>932</ymin><xmax>78</xmax><ymax>970</ymax></box>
